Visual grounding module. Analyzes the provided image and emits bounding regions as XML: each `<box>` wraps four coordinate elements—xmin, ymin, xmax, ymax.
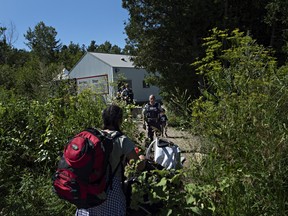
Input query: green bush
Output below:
<box><xmin>0</xmin><ymin>87</ymin><xmax>151</xmax><ymax>215</ymax></box>
<box><xmin>1</xmin><ymin>29</ymin><xmax>288</xmax><ymax>215</ymax></box>
<box><xmin>0</xmin><ymin>89</ymin><xmax>106</xmax><ymax>215</ymax></box>
<box><xmin>125</xmin><ymin>162</ymin><xmax>215</xmax><ymax>216</ymax></box>
<box><xmin>191</xmin><ymin>29</ymin><xmax>288</xmax><ymax>215</ymax></box>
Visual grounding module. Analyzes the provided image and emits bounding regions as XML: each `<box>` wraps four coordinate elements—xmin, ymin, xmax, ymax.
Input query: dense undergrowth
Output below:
<box><xmin>189</xmin><ymin>29</ymin><xmax>288</xmax><ymax>215</ymax></box>
<box><xmin>0</xmin><ymin>29</ymin><xmax>288</xmax><ymax>215</ymax></box>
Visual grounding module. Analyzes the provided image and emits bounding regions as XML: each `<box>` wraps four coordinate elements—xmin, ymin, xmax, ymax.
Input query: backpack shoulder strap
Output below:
<box><xmin>106</xmin><ymin>154</ymin><xmax>125</xmax><ymax>191</ymax></box>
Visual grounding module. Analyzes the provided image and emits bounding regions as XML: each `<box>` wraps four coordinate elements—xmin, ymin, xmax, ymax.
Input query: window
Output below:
<box><xmin>91</xmin><ymin>78</ymin><xmax>108</xmax><ymax>94</ymax></box>
<box><xmin>79</xmin><ymin>81</ymin><xmax>87</xmax><ymax>85</ymax></box>
<box><xmin>78</xmin><ymin>80</ymin><xmax>88</xmax><ymax>92</ymax></box>
<box><xmin>143</xmin><ymin>80</ymin><xmax>150</xmax><ymax>88</ymax></box>
<box><xmin>76</xmin><ymin>75</ymin><xmax>109</xmax><ymax>94</ymax></box>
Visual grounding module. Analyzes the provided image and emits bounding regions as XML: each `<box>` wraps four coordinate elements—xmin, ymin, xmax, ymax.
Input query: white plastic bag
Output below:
<box><xmin>146</xmin><ymin>137</ymin><xmax>183</xmax><ymax>169</ymax></box>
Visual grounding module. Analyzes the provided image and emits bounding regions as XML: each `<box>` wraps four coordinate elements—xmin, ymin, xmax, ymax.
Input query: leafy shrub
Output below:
<box><xmin>0</xmin><ymin>89</ymin><xmax>106</xmax><ymax>214</ymax></box>
<box><xmin>0</xmin><ymin>87</ymin><xmax>150</xmax><ymax>215</ymax></box>
<box><xmin>164</xmin><ymin>88</ymin><xmax>192</xmax><ymax>128</ymax></box>
<box><xmin>125</xmin><ymin>162</ymin><xmax>215</xmax><ymax>216</ymax></box>
<box><xmin>2</xmin><ymin>171</ymin><xmax>75</xmax><ymax>216</ymax></box>
<box><xmin>191</xmin><ymin>29</ymin><xmax>288</xmax><ymax>215</ymax></box>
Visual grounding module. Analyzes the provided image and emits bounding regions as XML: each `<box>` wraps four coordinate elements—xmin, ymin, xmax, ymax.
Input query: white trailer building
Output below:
<box><xmin>68</xmin><ymin>52</ymin><xmax>161</xmax><ymax>103</ymax></box>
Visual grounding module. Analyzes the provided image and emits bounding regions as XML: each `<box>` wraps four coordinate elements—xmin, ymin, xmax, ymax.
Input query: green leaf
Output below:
<box><xmin>156</xmin><ymin>177</ymin><xmax>167</xmax><ymax>187</ymax></box>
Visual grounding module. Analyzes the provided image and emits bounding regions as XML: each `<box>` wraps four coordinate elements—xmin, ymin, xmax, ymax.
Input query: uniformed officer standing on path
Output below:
<box><xmin>142</xmin><ymin>94</ymin><xmax>162</xmax><ymax>145</ymax></box>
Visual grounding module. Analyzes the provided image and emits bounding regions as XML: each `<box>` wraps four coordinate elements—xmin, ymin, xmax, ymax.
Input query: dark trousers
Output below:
<box><xmin>147</xmin><ymin>121</ymin><xmax>161</xmax><ymax>142</ymax></box>
<box><xmin>160</xmin><ymin>123</ymin><xmax>167</xmax><ymax>136</ymax></box>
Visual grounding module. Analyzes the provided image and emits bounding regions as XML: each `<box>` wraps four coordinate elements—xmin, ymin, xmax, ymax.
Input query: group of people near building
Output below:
<box><xmin>116</xmin><ymin>83</ymin><xmax>134</xmax><ymax>104</ymax></box>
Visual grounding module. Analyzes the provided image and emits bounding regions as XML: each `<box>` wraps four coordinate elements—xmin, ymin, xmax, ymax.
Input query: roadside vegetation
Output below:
<box><xmin>1</xmin><ymin>1</ymin><xmax>288</xmax><ymax>215</ymax></box>
<box><xmin>1</xmin><ymin>29</ymin><xmax>287</xmax><ymax>215</ymax></box>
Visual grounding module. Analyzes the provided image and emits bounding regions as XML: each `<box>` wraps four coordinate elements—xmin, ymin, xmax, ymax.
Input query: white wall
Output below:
<box><xmin>69</xmin><ymin>53</ymin><xmax>113</xmax><ymax>98</ymax></box>
<box><xmin>69</xmin><ymin>53</ymin><xmax>112</xmax><ymax>78</ymax></box>
<box><xmin>114</xmin><ymin>67</ymin><xmax>161</xmax><ymax>103</ymax></box>
<box><xmin>69</xmin><ymin>53</ymin><xmax>161</xmax><ymax>103</ymax></box>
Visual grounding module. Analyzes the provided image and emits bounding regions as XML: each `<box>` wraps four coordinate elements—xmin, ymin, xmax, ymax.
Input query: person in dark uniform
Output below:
<box><xmin>121</xmin><ymin>83</ymin><xmax>134</xmax><ymax>104</ymax></box>
<box><xmin>142</xmin><ymin>94</ymin><xmax>162</xmax><ymax>144</ymax></box>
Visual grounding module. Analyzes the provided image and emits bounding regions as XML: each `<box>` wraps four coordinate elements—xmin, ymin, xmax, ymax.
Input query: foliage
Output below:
<box><xmin>2</xmin><ymin>171</ymin><xmax>75</xmax><ymax>216</ymax></box>
<box><xmin>122</xmin><ymin>0</ymin><xmax>288</xmax><ymax>109</ymax></box>
<box><xmin>87</xmin><ymin>40</ymin><xmax>122</xmax><ymax>54</ymax></box>
<box><xmin>58</xmin><ymin>42</ymin><xmax>85</xmax><ymax>70</ymax></box>
<box><xmin>24</xmin><ymin>21</ymin><xmax>62</xmax><ymax>64</ymax></box>
<box><xmin>0</xmin><ymin>64</ymin><xmax>16</xmax><ymax>89</ymax></box>
<box><xmin>123</xmin><ymin>0</ymin><xmax>204</xmax><ymax>102</ymax></box>
<box><xmin>164</xmin><ymin>88</ymin><xmax>193</xmax><ymax>128</ymax></box>
<box><xmin>0</xmin><ymin>89</ymin><xmax>106</xmax><ymax>214</ymax></box>
<box><xmin>113</xmin><ymin>99</ymin><xmax>146</xmax><ymax>145</ymax></box>
<box><xmin>125</xmin><ymin>160</ymin><xmax>216</xmax><ymax>215</ymax></box>
<box><xmin>191</xmin><ymin>28</ymin><xmax>288</xmax><ymax>215</ymax></box>
<box><xmin>264</xmin><ymin>0</ymin><xmax>288</xmax><ymax>57</ymax></box>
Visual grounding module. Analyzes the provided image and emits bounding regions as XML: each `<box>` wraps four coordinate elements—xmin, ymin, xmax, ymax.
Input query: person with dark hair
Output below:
<box><xmin>76</xmin><ymin>104</ymin><xmax>145</xmax><ymax>216</ymax></box>
<box><xmin>121</xmin><ymin>83</ymin><xmax>134</xmax><ymax>104</ymax></box>
<box><xmin>142</xmin><ymin>95</ymin><xmax>162</xmax><ymax>144</ymax></box>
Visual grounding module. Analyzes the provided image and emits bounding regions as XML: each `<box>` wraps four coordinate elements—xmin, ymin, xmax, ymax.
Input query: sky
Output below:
<box><xmin>0</xmin><ymin>0</ymin><xmax>129</xmax><ymax>50</ymax></box>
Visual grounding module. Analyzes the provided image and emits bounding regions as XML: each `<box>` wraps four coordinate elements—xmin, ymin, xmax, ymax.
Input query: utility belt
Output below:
<box><xmin>147</xmin><ymin>118</ymin><xmax>159</xmax><ymax>123</ymax></box>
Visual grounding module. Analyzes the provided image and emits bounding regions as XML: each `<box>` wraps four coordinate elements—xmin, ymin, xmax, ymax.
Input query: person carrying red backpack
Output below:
<box><xmin>76</xmin><ymin>105</ymin><xmax>145</xmax><ymax>216</ymax></box>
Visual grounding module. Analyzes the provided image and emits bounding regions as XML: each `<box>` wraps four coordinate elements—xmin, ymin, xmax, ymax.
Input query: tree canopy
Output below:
<box><xmin>0</xmin><ymin>21</ymin><xmax>127</xmax><ymax>99</ymax></box>
<box><xmin>122</xmin><ymin>0</ymin><xmax>288</xmax><ymax>102</ymax></box>
<box><xmin>24</xmin><ymin>21</ymin><xmax>62</xmax><ymax>64</ymax></box>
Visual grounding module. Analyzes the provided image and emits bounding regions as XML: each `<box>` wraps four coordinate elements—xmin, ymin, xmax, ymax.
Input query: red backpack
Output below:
<box><xmin>52</xmin><ymin>128</ymin><xmax>123</xmax><ymax>209</ymax></box>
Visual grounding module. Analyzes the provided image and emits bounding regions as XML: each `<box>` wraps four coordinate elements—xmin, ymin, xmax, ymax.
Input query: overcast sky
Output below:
<box><xmin>0</xmin><ymin>0</ymin><xmax>129</xmax><ymax>50</ymax></box>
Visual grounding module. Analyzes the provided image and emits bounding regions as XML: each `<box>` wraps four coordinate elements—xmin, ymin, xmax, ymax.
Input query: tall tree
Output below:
<box><xmin>87</xmin><ymin>40</ymin><xmax>122</xmax><ymax>54</ymax></box>
<box><xmin>122</xmin><ymin>0</ymin><xmax>214</xmax><ymax>101</ymax></box>
<box><xmin>87</xmin><ymin>40</ymin><xmax>98</xmax><ymax>52</ymax></box>
<box><xmin>24</xmin><ymin>21</ymin><xmax>62</xmax><ymax>64</ymax></box>
<box><xmin>0</xmin><ymin>24</ymin><xmax>30</xmax><ymax>91</ymax></box>
<box><xmin>122</xmin><ymin>43</ymin><xmax>136</xmax><ymax>55</ymax></box>
<box><xmin>59</xmin><ymin>42</ymin><xmax>84</xmax><ymax>70</ymax></box>
<box><xmin>122</xmin><ymin>0</ymin><xmax>288</xmax><ymax>102</ymax></box>
<box><xmin>96</xmin><ymin>41</ymin><xmax>122</xmax><ymax>54</ymax></box>
<box><xmin>0</xmin><ymin>26</ymin><xmax>12</xmax><ymax>64</ymax></box>
<box><xmin>264</xmin><ymin>0</ymin><xmax>288</xmax><ymax>62</ymax></box>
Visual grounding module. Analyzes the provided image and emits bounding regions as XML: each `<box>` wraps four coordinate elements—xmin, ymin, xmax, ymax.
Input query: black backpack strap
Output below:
<box><xmin>86</xmin><ymin>129</ymin><xmax>125</xmax><ymax>190</ymax></box>
<box><xmin>106</xmin><ymin>154</ymin><xmax>125</xmax><ymax>190</ymax></box>
<box><xmin>101</xmin><ymin>130</ymin><xmax>124</xmax><ymax>188</ymax></box>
